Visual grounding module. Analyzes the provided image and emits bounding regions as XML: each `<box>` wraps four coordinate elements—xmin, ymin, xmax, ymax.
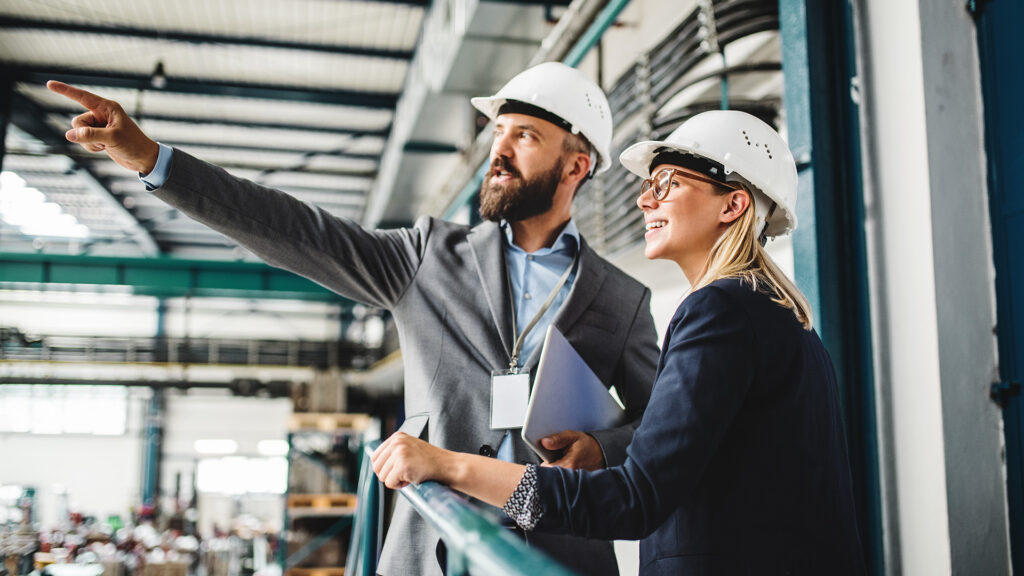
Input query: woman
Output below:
<box><xmin>372</xmin><ymin>110</ymin><xmax>866</xmax><ymax>575</ymax></box>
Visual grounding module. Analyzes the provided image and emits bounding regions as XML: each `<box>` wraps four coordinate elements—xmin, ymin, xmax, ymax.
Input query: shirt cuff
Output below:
<box><xmin>502</xmin><ymin>464</ymin><xmax>543</xmax><ymax>530</ymax></box>
<box><xmin>139</xmin><ymin>142</ymin><xmax>174</xmax><ymax>190</ymax></box>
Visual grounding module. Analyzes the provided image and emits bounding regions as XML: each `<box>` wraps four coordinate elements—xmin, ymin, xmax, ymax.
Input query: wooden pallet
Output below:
<box><xmin>288</xmin><ymin>493</ymin><xmax>357</xmax><ymax>509</ymax></box>
<box><xmin>285</xmin><ymin>568</ymin><xmax>345</xmax><ymax>576</ymax></box>
<box><xmin>289</xmin><ymin>412</ymin><xmax>372</xmax><ymax>432</ymax></box>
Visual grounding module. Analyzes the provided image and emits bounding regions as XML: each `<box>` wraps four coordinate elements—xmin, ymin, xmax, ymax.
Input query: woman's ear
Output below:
<box><xmin>720</xmin><ymin>189</ymin><xmax>751</xmax><ymax>224</ymax></box>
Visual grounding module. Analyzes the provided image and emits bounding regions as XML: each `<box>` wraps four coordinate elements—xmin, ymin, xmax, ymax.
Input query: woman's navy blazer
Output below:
<box><xmin>534</xmin><ymin>277</ymin><xmax>866</xmax><ymax>575</ymax></box>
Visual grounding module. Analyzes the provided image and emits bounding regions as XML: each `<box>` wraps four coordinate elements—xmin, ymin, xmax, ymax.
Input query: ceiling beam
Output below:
<box><xmin>156</xmin><ymin>140</ymin><xmax>381</xmax><ymax>161</ymax></box>
<box><xmin>0</xmin><ymin>251</ymin><xmax>349</xmax><ymax>301</ymax></box>
<box><xmin>0</xmin><ymin>15</ymin><xmax>415</xmax><ymax>61</ymax></box>
<box><xmin>10</xmin><ymin>66</ymin><xmax>399</xmax><ymax>108</ymax></box>
<box><xmin>403</xmin><ymin>141</ymin><xmax>461</xmax><ymax>154</ymax></box>
<box><xmin>203</xmin><ymin>160</ymin><xmax>377</xmax><ymax>179</ymax></box>
<box><xmin>39</xmin><ymin>107</ymin><xmax>391</xmax><ymax>137</ymax></box>
<box><xmin>480</xmin><ymin>0</ymin><xmax>573</xmax><ymax>4</ymax></box>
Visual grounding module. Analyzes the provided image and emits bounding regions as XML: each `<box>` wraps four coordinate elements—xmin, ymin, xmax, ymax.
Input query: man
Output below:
<box><xmin>48</xmin><ymin>61</ymin><xmax>659</xmax><ymax>575</ymax></box>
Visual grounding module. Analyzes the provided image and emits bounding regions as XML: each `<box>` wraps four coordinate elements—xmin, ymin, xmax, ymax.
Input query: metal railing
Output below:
<box><xmin>346</xmin><ymin>442</ymin><xmax>384</xmax><ymax>576</ymax></box>
<box><xmin>346</xmin><ymin>443</ymin><xmax>577</xmax><ymax>575</ymax></box>
<box><xmin>399</xmin><ymin>481</ymin><xmax>578</xmax><ymax>576</ymax></box>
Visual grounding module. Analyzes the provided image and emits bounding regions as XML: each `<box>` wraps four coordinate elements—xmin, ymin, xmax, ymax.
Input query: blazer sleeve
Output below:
<box><xmin>535</xmin><ymin>285</ymin><xmax>756</xmax><ymax>540</ymax></box>
<box><xmin>587</xmin><ymin>287</ymin><xmax>659</xmax><ymax>466</ymax></box>
<box><xmin>152</xmin><ymin>149</ymin><xmax>425</xmax><ymax>309</ymax></box>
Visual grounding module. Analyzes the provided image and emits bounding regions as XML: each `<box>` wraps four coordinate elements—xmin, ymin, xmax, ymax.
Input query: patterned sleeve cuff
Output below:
<box><xmin>503</xmin><ymin>464</ymin><xmax>543</xmax><ymax>530</ymax></box>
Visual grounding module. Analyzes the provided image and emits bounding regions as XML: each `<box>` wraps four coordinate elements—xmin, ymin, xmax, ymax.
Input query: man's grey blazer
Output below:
<box><xmin>154</xmin><ymin>150</ymin><xmax>660</xmax><ymax>576</ymax></box>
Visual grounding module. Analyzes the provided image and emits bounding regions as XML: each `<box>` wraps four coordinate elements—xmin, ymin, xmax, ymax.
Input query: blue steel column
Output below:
<box><xmin>779</xmin><ymin>0</ymin><xmax>882</xmax><ymax>573</ymax></box>
<box><xmin>141</xmin><ymin>388</ymin><xmax>165</xmax><ymax>510</ymax></box>
<box><xmin>142</xmin><ymin>300</ymin><xmax>168</xmax><ymax>510</ymax></box>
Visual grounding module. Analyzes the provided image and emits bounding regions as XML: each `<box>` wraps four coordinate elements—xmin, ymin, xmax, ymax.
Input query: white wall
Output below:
<box><xmin>0</xmin><ymin>387</ymin><xmax>294</xmax><ymax>536</ymax></box>
<box><xmin>860</xmin><ymin>0</ymin><xmax>1008</xmax><ymax>573</ymax></box>
<box><xmin>860</xmin><ymin>1</ymin><xmax>951</xmax><ymax>573</ymax></box>
<box><xmin>161</xmin><ymin>391</ymin><xmax>293</xmax><ymax>536</ymax></box>
<box><xmin>0</xmin><ymin>390</ymin><xmax>147</xmax><ymax>528</ymax></box>
<box><xmin>0</xmin><ymin>290</ymin><xmax>345</xmax><ymax>341</ymax></box>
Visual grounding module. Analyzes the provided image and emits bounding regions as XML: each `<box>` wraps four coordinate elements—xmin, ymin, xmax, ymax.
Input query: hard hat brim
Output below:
<box><xmin>619</xmin><ymin>140</ymin><xmax>697</xmax><ymax>179</ymax></box>
<box><xmin>470</xmin><ymin>95</ymin><xmax>612</xmax><ymax>174</ymax></box>
<box><xmin>619</xmin><ymin>138</ymin><xmax>798</xmax><ymax>236</ymax></box>
<box><xmin>470</xmin><ymin>96</ymin><xmax>503</xmax><ymax>121</ymax></box>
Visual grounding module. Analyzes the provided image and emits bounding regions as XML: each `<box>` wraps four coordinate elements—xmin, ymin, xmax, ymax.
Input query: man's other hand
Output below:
<box><xmin>540</xmin><ymin>430</ymin><xmax>605</xmax><ymax>471</ymax></box>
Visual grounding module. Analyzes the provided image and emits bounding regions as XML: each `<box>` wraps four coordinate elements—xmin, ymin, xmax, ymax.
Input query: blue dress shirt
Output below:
<box><xmin>497</xmin><ymin>219</ymin><xmax>579</xmax><ymax>461</ymax></box>
<box><xmin>140</xmin><ymin>143</ymin><xmax>174</xmax><ymax>189</ymax></box>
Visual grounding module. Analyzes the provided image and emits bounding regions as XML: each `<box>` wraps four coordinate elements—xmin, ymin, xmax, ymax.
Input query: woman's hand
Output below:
<box><xmin>372</xmin><ymin>432</ymin><xmax>528</xmax><ymax>508</ymax></box>
<box><xmin>371</xmin><ymin>432</ymin><xmax>451</xmax><ymax>489</ymax></box>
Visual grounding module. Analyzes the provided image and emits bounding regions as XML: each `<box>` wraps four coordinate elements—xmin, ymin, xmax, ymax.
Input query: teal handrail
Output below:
<box><xmin>346</xmin><ymin>441</ymin><xmax>383</xmax><ymax>576</ymax></box>
<box><xmin>399</xmin><ymin>481</ymin><xmax>579</xmax><ymax>576</ymax></box>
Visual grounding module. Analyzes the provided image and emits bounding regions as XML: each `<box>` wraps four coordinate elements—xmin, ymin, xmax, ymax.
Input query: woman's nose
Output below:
<box><xmin>637</xmin><ymin>186</ymin><xmax>657</xmax><ymax>210</ymax></box>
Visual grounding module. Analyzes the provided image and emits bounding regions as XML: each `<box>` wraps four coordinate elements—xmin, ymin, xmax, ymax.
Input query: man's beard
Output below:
<box><xmin>479</xmin><ymin>155</ymin><xmax>564</xmax><ymax>222</ymax></box>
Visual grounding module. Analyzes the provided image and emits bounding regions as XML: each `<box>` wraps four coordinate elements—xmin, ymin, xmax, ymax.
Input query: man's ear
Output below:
<box><xmin>721</xmin><ymin>189</ymin><xmax>751</xmax><ymax>224</ymax></box>
<box><xmin>563</xmin><ymin>150</ymin><xmax>591</xmax><ymax>187</ymax></box>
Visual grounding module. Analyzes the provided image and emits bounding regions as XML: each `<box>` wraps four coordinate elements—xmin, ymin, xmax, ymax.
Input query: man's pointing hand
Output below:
<box><xmin>47</xmin><ymin>80</ymin><xmax>160</xmax><ymax>175</ymax></box>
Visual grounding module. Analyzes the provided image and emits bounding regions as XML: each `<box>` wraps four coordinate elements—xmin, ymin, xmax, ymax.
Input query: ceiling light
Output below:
<box><xmin>1</xmin><ymin>170</ymin><xmax>91</xmax><ymax>239</ymax></box>
<box><xmin>257</xmin><ymin>440</ymin><xmax>289</xmax><ymax>456</ymax></box>
<box><xmin>151</xmin><ymin>61</ymin><xmax>167</xmax><ymax>90</ymax></box>
<box><xmin>194</xmin><ymin>439</ymin><xmax>238</xmax><ymax>455</ymax></box>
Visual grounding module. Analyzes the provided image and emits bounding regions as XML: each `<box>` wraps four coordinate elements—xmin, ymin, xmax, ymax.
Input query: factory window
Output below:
<box><xmin>196</xmin><ymin>457</ymin><xmax>288</xmax><ymax>495</ymax></box>
<box><xmin>0</xmin><ymin>385</ymin><xmax>127</xmax><ymax>435</ymax></box>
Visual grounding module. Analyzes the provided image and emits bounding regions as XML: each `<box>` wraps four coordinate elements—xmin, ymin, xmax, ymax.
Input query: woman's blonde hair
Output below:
<box><xmin>691</xmin><ymin>186</ymin><xmax>813</xmax><ymax>330</ymax></box>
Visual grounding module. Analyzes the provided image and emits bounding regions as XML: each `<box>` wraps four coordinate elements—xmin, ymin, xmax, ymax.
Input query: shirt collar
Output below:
<box><xmin>500</xmin><ymin>219</ymin><xmax>580</xmax><ymax>254</ymax></box>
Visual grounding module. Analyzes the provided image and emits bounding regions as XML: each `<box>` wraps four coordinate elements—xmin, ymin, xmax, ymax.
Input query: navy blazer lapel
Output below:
<box><xmin>467</xmin><ymin>221</ymin><xmax>515</xmax><ymax>365</ymax></box>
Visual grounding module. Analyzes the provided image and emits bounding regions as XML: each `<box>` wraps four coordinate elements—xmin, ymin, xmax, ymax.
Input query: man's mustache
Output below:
<box><xmin>486</xmin><ymin>156</ymin><xmax>522</xmax><ymax>180</ymax></box>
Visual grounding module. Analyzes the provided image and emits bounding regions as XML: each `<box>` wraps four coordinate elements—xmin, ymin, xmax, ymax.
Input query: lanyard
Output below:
<box><xmin>504</xmin><ymin>251</ymin><xmax>579</xmax><ymax>372</ymax></box>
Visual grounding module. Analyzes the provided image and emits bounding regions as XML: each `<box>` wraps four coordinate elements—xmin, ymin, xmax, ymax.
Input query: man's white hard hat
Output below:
<box><xmin>620</xmin><ymin>110</ymin><xmax>799</xmax><ymax>238</ymax></box>
<box><xmin>472</xmin><ymin>62</ymin><xmax>613</xmax><ymax>175</ymax></box>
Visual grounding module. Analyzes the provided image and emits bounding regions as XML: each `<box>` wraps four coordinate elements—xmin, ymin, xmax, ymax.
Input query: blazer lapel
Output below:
<box><xmin>467</xmin><ymin>221</ymin><xmax>514</xmax><ymax>366</ymax></box>
<box><xmin>553</xmin><ymin>237</ymin><xmax>607</xmax><ymax>332</ymax></box>
<box><xmin>522</xmin><ymin>237</ymin><xmax>608</xmax><ymax>372</ymax></box>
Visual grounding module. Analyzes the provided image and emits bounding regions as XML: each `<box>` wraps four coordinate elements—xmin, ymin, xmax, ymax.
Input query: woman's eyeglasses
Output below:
<box><xmin>639</xmin><ymin>168</ymin><xmax>736</xmax><ymax>201</ymax></box>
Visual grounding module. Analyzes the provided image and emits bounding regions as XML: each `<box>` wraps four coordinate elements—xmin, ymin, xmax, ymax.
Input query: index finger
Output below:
<box><xmin>47</xmin><ymin>80</ymin><xmax>107</xmax><ymax>110</ymax></box>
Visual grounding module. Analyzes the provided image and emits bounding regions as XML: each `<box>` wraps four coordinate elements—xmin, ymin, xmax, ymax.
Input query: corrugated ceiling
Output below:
<box><xmin>0</xmin><ymin>0</ymin><xmax>429</xmax><ymax>259</ymax></box>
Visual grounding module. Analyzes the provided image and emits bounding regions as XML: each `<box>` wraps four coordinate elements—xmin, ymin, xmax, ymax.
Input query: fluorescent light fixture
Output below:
<box><xmin>0</xmin><ymin>170</ymin><xmax>91</xmax><ymax>238</ymax></box>
<box><xmin>0</xmin><ymin>485</ymin><xmax>23</xmax><ymax>501</ymax></box>
<box><xmin>197</xmin><ymin>457</ymin><xmax>286</xmax><ymax>495</ymax></box>
<box><xmin>194</xmin><ymin>439</ymin><xmax>239</xmax><ymax>455</ymax></box>
<box><xmin>257</xmin><ymin>440</ymin><xmax>289</xmax><ymax>456</ymax></box>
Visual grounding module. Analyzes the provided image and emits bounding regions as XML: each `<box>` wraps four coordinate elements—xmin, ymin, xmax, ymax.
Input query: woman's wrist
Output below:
<box><xmin>438</xmin><ymin>450</ymin><xmax>468</xmax><ymax>487</ymax></box>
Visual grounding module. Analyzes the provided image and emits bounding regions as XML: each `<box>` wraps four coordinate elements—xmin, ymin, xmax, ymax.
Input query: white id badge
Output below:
<box><xmin>490</xmin><ymin>368</ymin><xmax>530</xmax><ymax>430</ymax></box>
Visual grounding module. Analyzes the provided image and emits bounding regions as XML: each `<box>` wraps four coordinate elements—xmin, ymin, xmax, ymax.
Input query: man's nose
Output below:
<box><xmin>491</xmin><ymin>131</ymin><xmax>514</xmax><ymax>159</ymax></box>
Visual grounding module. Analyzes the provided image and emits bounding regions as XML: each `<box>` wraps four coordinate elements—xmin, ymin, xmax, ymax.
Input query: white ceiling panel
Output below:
<box><xmin>23</xmin><ymin>86</ymin><xmax>394</xmax><ymax>132</ymax></box>
<box><xmin>0</xmin><ymin>0</ymin><xmax>424</xmax><ymax>51</ymax></box>
<box><xmin>0</xmin><ymin>31</ymin><xmax>409</xmax><ymax>93</ymax></box>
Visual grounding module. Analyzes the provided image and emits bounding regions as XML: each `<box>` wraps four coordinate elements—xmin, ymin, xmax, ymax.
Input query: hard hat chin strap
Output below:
<box><xmin>757</xmin><ymin>202</ymin><xmax>778</xmax><ymax>246</ymax></box>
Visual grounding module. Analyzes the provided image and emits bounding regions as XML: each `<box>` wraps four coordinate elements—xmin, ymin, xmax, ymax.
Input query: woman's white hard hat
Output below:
<box><xmin>620</xmin><ymin>110</ymin><xmax>799</xmax><ymax>237</ymax></box>
<box><xmin>471</xmin><ymin>62</ymin><xmax>613</xmax><ymax>175</ymax></box>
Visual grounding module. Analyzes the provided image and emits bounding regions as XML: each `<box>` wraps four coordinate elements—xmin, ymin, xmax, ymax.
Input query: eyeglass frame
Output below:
<box><xmin>638</xmin><ymin>167</ymin><xmax>740</xmax><ymax>202</ymax></box>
